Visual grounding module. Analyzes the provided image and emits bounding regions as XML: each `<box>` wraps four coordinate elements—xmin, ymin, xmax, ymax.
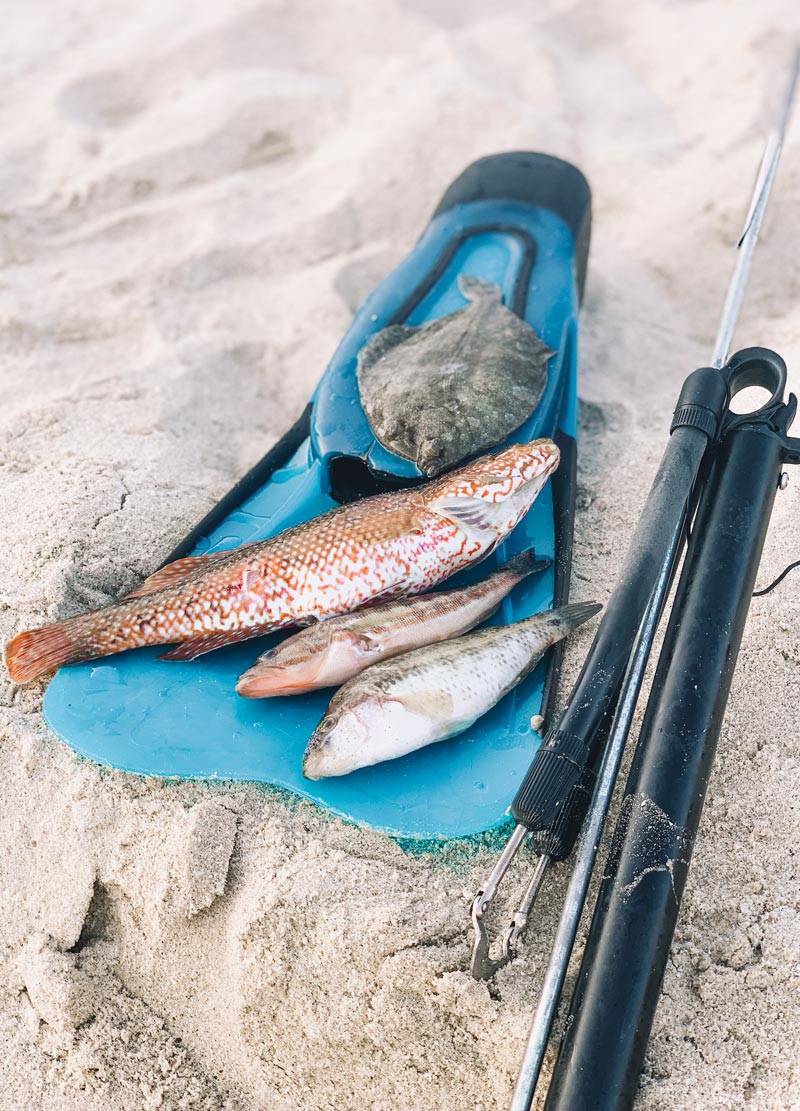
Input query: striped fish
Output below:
<box><xmin>303</xmin><ymin>602</ymin><xmax>601</xmax><ymax>779</ymax></box>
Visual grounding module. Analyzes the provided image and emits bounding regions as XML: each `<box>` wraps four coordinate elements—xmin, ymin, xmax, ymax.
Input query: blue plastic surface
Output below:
<box><xmin>43</xmin><ymin>198</ymin><xmax>580</xmax><ymax>840</ymax></box>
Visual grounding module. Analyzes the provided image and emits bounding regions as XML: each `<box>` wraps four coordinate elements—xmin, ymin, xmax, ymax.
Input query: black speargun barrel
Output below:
<box><xmin>543</xmin><ymin>347</ymin><xmax>800</xmax><ymax>1111</ymax></box>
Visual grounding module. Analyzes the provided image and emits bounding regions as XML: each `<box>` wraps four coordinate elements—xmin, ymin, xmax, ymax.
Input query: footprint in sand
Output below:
<box><xmin>57</xmin><ymin>69</ymin><xmax>148</xmax><ymax>129</ymax></box>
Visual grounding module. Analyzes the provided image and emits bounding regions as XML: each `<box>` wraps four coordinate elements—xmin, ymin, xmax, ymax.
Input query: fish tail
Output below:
<box><xmin>499</xmin><ymin>549</ymin><xmax>553</xmax><ymax>579</ymax></box>
<box><xmin>549</xmin><ymin>601</ymin><xmax>602</xmax><ymax>634</ymax></box>
<box><xmin>5</xmin><ymin>618</ymin><xmax>85</xmax><ymax>683</ymax></box>
<box><xmin>456</xmin><ymin>274</ymin><xmax>501</xmax><ymax>303</ymax></box>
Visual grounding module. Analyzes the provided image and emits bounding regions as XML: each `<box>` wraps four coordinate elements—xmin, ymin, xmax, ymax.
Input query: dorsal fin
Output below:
<box><xmin>356</xmin><ymin>324</ymin><xmax>416</xmax><ymax>374</ymax></box>
<box><xmin>123</xmin><ymin>551</ymin><xmax>230</xmax><ymax>600</ymax></box>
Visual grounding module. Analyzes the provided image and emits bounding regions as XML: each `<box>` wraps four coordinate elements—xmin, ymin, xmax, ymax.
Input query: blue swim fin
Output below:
<box><xmin>44</xmin><ymin>152</ymin><xmax>591</xmax><ymax>841</ymax></box>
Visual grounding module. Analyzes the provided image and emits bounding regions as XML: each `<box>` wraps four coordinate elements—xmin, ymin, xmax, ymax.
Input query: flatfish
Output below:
<box><xmin>356</xmin><ymin>275</ymin><xmax>553</xmax><ymax>476</ymax></box>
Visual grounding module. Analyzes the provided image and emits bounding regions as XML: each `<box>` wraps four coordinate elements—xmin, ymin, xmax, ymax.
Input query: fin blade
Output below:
<box><xmin>549</xmin><ymin>601</ymin><xmax>602</xmax><ymax>634</ymax></box>
<box><xmin>5</xmin><ymin>622</ymin><xmax>78</xmax><ymax>683</ymax></box>
<box><xmin>397</xmin><ymin>688</ymin><xmax>454</xmax><ymax>722</ymax></box>
<box><xmin>343</xmin><ymin>502</ymin><xmax>422</xmax><ymax>545</ymax></box>
<box><xmin>124</xmin><ymin>552</ymin><xmax>226</xmax><ymax>599</ymax></box>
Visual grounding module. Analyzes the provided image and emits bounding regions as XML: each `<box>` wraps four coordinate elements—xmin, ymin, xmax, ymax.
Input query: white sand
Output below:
<box><xmin>1</xmin><ymin>2</ymin><xmax>799</xmax><ymax>1108</ymax></box>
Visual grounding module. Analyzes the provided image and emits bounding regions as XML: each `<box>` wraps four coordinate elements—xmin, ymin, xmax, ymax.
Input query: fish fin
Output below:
<box><xmin>159</xmin><ymin>625</ymin><xmax>271</xmax><ymax>662</ymax></box>
<box><xmin>548</xmin><ymin>601</ymin><xmax>602</xmax><ymax>634</ymax></box>
<box><xmin>124</xmin><ymin>552</ymin><xmax>228</xmax><ymax>599</ymax></box>
<box><xmin>352</xmin><ymin>633</ymin><xmax>384</xmax><ymax>659</ymax></box>
<box><xmin>5</xmin><ymin>621</ymin><xmax>79</xmax><ymax>683</ymax></box>
<box><xmin>457</xmin><ymin>274</ymin><xmax>502</xmax><ymax>304</ymax></box>
<box><xmin>535</xmin><ymin>338</ymin><xmax>556</xmax><ymax>361</ymax></box>
<box><xmin>397</xmin><ymin>688</ymin><xmax>455</xmax><ymax>722</ymax></box>
<box><xmin>497</xmin><ymin>549</ymin><xmax>552</xmax><ymax>578</ymax></box>
<box><xmin>344</xmin><ymin>504</ymin><xmax>423</xmax><ymax>544</ymax></box>
<box><xmin>356</xmin><ymin>324</ymin><xmax>416</xmax><ymax>373</ymax></box>
<box><xmin>429</xmin><ymin>494</ymin><xmax>512</xmax><ymax>540</ymax></box>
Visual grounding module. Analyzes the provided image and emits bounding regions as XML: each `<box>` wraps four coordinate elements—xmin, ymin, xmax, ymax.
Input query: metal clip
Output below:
<box><xmin>469</xmin><ymin>824</ymin><xmax>551</xmax><ymax>980</ymax></box>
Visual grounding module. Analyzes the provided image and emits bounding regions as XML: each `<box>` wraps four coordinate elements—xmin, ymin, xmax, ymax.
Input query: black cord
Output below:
<box><xmin>753</xmin><ymin>558</ymin><xmax>800</xmax><ymax>597</ymax></box>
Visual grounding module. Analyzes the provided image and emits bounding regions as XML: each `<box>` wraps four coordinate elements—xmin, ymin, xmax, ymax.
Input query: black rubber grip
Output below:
<box><xmin>671</xmin><ymin>404</ymin><xmax>718</xmax><ymax>438</ymax></box>
<box><xmin>528</xmin><ymin>762</ymin><xmax>598</xmax><ymax>860</ymax></box>
<box><xmin>669</xmin><ymin>366</ymin><xmax>729</xmax><ymax>438</ymax></box>
<box><xmin>511</xmin><ymin>728</ymin><xmax>595</xmax><ymax>861</ymax></box>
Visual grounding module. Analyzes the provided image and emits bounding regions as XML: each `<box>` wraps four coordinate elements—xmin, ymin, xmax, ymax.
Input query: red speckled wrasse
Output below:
<box><xmin>236</xmin><ymin>548</ymin><xmax>551</xmax><ymax>698</ymax></box>
<box><xmin>5</xmin><ymin>438</ymin><xmax>559</xmax><ymax>683</ymax></box>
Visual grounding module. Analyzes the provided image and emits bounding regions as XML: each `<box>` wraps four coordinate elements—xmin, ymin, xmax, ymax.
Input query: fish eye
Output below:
<box><xmin>422</xmin><ymin>438</ymin><xmax>444</xmax><ymax>457</ymax></box>
<box><xmin>319</xmin><ymin>716</ymin><xmax>337</xmax><ymax>733</ymax></box>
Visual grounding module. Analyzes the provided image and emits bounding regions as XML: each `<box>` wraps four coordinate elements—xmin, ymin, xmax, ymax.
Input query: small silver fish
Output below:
<box><xmin>236</xmin><ymin>549</ymin><xmax>550</xmax><ymax>698</ymax></box>
<box><xmin>302</xmin><ymin>601</ymin><xmax>601</xmax><ymax>779</ymax></box>
<box><xmin>356</xmin><ymin>275</ymin><xmax>553</xmax><ymax>476</ymax></box>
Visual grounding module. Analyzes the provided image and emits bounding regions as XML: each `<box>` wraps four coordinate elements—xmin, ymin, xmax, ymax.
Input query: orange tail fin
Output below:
<box><xmin>5</xmin><ymin>622</ymin><xmax>79</xmax><ymax>683</ymax></box>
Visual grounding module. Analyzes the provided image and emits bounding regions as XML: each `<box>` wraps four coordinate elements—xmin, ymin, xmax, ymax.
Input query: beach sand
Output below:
<box><xmin>1</xmin><ymin>1</ymin><xmax>799</xmax><ymax>1108</ymax></box>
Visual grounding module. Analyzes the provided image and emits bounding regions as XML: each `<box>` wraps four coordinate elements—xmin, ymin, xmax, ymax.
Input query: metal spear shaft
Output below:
<box><xmin>509</xmin><ymin>47</ymin><xmax>800</xmax><ymax>1111</ymax></box>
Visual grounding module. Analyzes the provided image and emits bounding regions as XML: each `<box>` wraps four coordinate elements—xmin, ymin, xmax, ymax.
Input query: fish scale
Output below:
<box><xmin>363</xmin><ymin>615</ymin><xmax>570</xmax><ymax>711</ymax></box>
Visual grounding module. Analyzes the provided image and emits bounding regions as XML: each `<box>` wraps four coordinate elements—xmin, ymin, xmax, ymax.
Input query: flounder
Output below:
<box><xmin>356</xmin><ymin>275</ymin><xmax>553</xmax><ymax>476</ymax></box>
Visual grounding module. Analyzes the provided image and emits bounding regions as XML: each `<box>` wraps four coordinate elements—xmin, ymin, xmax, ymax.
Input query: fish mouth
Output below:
<box><xmin>520</xmin><ymin>441</ymin><xmax>559</xmax><ymax>480</ymax></box>
<box><xmin>507</xmin><ymin>440</ymin><xmax>560</xmax><ymax>485</ymax></box>
<box><xmin>301</xmin><ymin>749</ymin><xmax>325</xmax><ymax>780</ymax></box>
<box><xmin>518</xmin><ymin>444</ymin><xmax>559</xmax><ymax>496</ymax></box>
<box><xmin>543</xmin><ymin>445</ymin><xmax>560</xmax><ymax>474</ymax></box>
<box><xmin>302</xmin><ymin>705</ymin><xmax>371</xmax><ymax>779</ymax></box>
<box><xmin>302</xmin><ymin>747</ymin><xmax>359</xmax><ymax>780</ymax></box>
<box><xmin>512</xmin><ymin>466</ymin><xmax>552</xmax><ymax>513</ymax></box>
<box><xmin>236</xmin><ymin>658</ymin><xmax>325</xmax><ymax>698</ymax></box>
